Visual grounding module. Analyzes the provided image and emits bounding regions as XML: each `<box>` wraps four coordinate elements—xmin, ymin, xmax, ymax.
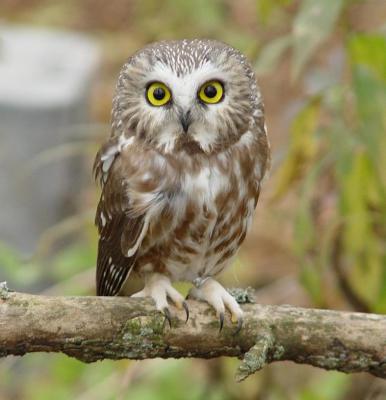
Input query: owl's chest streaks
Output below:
<box><xmin>135</xmin><ymin>148</ymin><xmax>259</xmax><ymax>281</ymax></box>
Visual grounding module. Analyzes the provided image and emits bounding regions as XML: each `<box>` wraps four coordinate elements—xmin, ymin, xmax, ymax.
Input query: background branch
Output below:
<box><xmin>0</xmin><ymin>285</ymin><xmax>385</xmax><ymax>381</ymax></box>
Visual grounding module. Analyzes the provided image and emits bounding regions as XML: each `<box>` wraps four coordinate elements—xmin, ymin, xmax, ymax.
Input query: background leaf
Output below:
<box><xmin>273</xmin><ymin>97</ymin><xmax>321</xmax><ymax>199</ymax></box>
<box><xmin>292</xmin><ymin>0</ymin><xmax>345</xmax><ymax>80</ymax></box>
<box><xmin>255</xmin><ymin>35</ymin><xmax>291</xmax><ymax>75</ymax></box>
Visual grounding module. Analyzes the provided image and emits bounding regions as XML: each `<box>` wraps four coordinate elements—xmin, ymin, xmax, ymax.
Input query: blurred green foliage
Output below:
<box><xmin>1</xmin><ymin>0</ymin><xmax>385</xmax><ymax>399</ymax></box>
<box><xmin>271</xmin><ymin>4</ymin><xmax>386</xmax><ymax>312</ymax></box>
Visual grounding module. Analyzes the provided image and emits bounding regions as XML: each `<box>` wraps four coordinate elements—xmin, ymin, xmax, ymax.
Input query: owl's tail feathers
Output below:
<box><xmin>96</xmin><ymin>236</ymin><xmax>137</xmax><ymax>296</ymax></box>
<box><xmin>96</xmin><ymin>212</ymin><xmax>145</xmax><ymax>297</ymax></box>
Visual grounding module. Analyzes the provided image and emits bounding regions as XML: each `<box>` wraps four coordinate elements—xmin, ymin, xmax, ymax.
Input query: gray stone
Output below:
<box><xmin>0</xmin><ymin>26</ymin><xmax>100</xmax><ymax>255</ymax></box>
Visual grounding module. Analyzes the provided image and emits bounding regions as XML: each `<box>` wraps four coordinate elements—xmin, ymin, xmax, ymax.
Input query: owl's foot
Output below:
<box><xmin>188</xmin><ymin>277</ymin><xmax>243</xmax><ymax>334</ymax></box>
<box><xmin>131</xmin><ymin>273</ymin><xmax>189</xmax><ymax>327</ymax></box>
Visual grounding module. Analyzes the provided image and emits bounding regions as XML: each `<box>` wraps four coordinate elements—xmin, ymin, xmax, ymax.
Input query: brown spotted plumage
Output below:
<box><xmin>94</xmin><ymin>39</ymin><xmax>270</xmax><ymax>330</ymax></box>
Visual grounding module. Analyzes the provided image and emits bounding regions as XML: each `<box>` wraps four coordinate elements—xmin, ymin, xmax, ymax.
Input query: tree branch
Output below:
<box><xmin>0</xmin><ymin>284</ymin><xmax>385</xmax><ymax>381</ymax></box>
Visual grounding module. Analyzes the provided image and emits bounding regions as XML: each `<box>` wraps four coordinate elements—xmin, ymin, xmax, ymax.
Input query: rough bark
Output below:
<box><xmin>0</xmin><ymin>284</ymin><xmax>385</xmax><ymax>381</ymax></box>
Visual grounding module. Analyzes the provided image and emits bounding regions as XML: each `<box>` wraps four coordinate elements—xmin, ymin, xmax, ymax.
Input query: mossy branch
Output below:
<box><xmin>0</xmin><ymin>284</ymin><xmax>385</xmax><ymax>380</ymax></box>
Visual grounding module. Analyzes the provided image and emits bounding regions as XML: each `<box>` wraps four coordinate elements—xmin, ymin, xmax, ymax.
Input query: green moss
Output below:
<box><xmin>272</xmin><ymin>345</ymin><xmax>285</xmax><ymax>360</ymax></box>
<box><xmin>235</xmin><ymin>331</ymin><xmax>274</xmax><ymax>382</ymax></box>
<box><xmin>64</xmin><ymin>337</ymin><xmax>85</xmax><ymax>346</ymax></box>
<box><xmin>123</xmin><ymin>318</ymin><xmax>142</xmax><ymax>336</ymax></box>
<box><xmin>0</xmin><ymin>281</ymin><xmax>10</xmax><ymax>300</ymax></box>
<box><xmin>117</xmin><ymin>314</ymin><xmax>166</xmax><ymax>357</ymax></box>
<box><xmin>307</xmin><ymin>354</ymin><xmax>349</xmax><ymax>372</ymax></box>
<box><xmin>227</xmin><ymin>287</ymin><xmax>256</xmax><ymax>304</ymax></box>
<box><xmin>122</xmin><ymin>315</ymin><xmax>164</xmax><ymax>340</ymax></box>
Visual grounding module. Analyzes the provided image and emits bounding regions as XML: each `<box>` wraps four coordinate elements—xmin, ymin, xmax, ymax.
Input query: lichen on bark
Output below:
<box><xmin>0</xmin><ymin>291</ymin><xmax>385</xmax><ymax>380</ymax></box>
<box><xmin>235</xmin><ymin>328</ymin><xmax>275</xmax><ymax>382</ymax></box>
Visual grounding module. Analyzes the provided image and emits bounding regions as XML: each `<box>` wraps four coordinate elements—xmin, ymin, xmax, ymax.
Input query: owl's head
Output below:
<box><xmin>113</xmin><ymin>39</ymin><xmax>263</xmax><ymax>154</ymax></box>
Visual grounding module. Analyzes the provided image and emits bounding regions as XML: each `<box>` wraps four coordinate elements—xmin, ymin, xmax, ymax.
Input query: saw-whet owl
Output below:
<box><xmin>94</xmin><ymin>39</ymin><xmax>270</xmax><ymax>332</ymax></box>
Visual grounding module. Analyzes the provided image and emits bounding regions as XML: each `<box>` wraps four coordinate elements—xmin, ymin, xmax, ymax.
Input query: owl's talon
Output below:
<box><xmin>131</xmin><ymin>273</ymin><xmax>187</xmax><ymax>326</ymax></box>
<box><xmin>188</xmin><ymin>277</ymin><xmax>244</xmax><ymax>333</ymax></box>
<box><xmin>183</xmin><ymin>301</ymin><xmax>190</xmax><ymax>323</ymax></box>
<box><xmin>163</xmin><ymin>307</ymin><xmax>172</xmax><ymax>329</ymax></box>
<box><xmin>219</xmin><ymin>312</ymin><xmax>224</xmax><ymax>332</ymax></box>
<box><xmin>233</xmin><ymin>316</ymin><xmax>243</xmax><ymax>336</ymax></box>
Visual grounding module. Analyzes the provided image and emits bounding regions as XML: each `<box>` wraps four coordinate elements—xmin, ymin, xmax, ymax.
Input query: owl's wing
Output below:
<box><xmin>94</xmin><ymin>135</ymin><xmax>147</xmax><ymax>296</ymax></box>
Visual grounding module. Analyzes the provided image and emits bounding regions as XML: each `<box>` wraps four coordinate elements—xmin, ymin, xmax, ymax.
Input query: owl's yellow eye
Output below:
<box><xmin>146</xmin><ymin>82</ymin><xmax>172</xmax><ymax>106</ymax></box>
<box><xmin>198</xmin><ymin>80</ymin><xmax>224</xmax><ymax>104</ymax></box>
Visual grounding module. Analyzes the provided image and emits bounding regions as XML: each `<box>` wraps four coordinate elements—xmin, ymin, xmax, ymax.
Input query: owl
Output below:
<box><xmin>94</xmin><ymin>39</ymin><xmax>270</xmax><ymax>332</ymax></box>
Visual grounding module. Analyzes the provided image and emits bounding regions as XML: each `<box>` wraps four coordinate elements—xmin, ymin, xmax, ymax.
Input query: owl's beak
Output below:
<box><xmin>179</xmin><ymin>110</ymin><xmax>192</xmax><ymax>133</ymax></box>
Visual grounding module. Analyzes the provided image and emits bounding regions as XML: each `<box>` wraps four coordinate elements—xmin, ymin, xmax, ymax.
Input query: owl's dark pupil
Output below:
<box><xmin>153</xmin><ymin>87</ymin><xmax>165</xmax><ymax>100</ymax></box>
<box><xmin>204</xmin><ymin>85</ymin><xmax>217</xmax><ymax>98</ymax></box>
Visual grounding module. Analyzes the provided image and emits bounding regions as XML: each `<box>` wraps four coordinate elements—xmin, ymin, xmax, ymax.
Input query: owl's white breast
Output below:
<box><xmin>182</xmin><ymin>163</ymin><xmax>229</xmax><ymax>204</ymax></box>
<box><xmin>121</xmin><ymin>129</ymin><xmax>261</xmax><ymax>282</ymax></box>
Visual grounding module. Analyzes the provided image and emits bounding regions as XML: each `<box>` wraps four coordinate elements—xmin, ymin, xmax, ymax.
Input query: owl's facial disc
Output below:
<box><xmin>142</xmin><ymin>68</ymin><xmax>234</xmax><ymax>151</ymax></box>
<box><xmin>116</xmin><ymin>40</ymin><xmax>255</xmax><ymax>154</ymax></box>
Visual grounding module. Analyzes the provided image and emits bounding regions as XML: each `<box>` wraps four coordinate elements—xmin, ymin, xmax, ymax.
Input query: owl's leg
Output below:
<box><xmin>131</xmin><ymin>273</ymin><xmax>189</xmax><ymax>326</ymax></box>
<box><xmin>188</xmin><ymin>277</ymin><xmax>243</xmax><ymax>334</ymax></box>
